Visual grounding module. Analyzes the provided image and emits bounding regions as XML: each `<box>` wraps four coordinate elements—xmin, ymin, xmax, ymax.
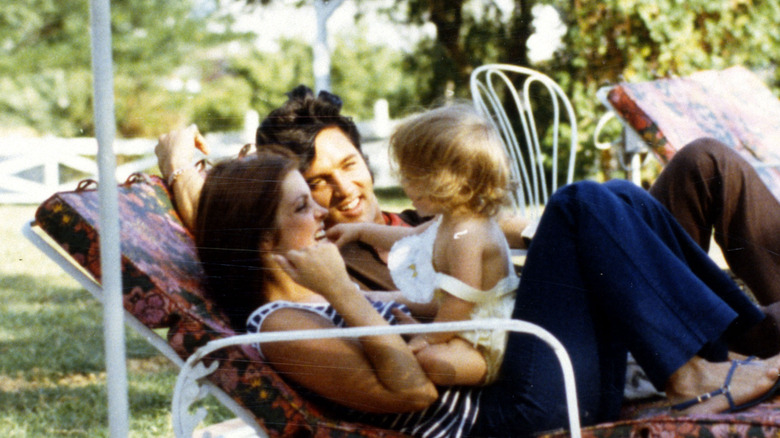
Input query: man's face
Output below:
<box><xmin>303</xmin><ymin>127</ymin><xmax>383</xmax><ymax>228</ymax></box>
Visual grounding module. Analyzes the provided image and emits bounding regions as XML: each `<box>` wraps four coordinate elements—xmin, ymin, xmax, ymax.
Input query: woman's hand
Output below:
<box><xmin>272</xmin><ymin>242</ymin><xmax>353</xmax><ymax>299</ymax></box>
<box><xmin>155</xmin><ymin>125</ymin><xmax>210</xmax><ymax>230</ymax></box>
<box><xmin>155</xmin><ymin>124</ymin><xmax>209</xmax><ymax>179</ymax></box>
<box><xmin>269</xmin><ymin>242</ymin><xmax>439</xmax><ymax>412</ymax></box>
<box><xmin>326</xmin><ymin>223</ymin><xmax>364</xmax><ymax>247</ymax></box>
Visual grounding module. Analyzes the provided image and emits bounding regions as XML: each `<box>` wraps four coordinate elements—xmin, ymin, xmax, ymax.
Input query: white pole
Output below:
<box><xmin>313</xmin><ymin>0</ymin><xmax>344</xmax><ymax>93</ymax></box>
<box><xmin>89</xmin><ymin>0</ymin><xmax>129</xmax><ymax>436</ymax></box>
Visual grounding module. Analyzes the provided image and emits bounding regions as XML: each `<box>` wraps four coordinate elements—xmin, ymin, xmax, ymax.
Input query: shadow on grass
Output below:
<box><xmin>0</xmin><ymin>273</ymin><xmax>163</xmax><ymax>378</ymax></box>
<box><xmin>0</xmin><ymin>272</ymin><xmax>232</xmax><ymax>436</ymax></box>
<box><xmin>0</xmin><ymin>377</ymin><xmax>180</xmax><ymax>437</ymax></box>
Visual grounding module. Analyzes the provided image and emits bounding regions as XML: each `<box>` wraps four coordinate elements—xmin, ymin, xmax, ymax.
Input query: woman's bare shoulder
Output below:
<box><xmin>261</xmin><ymin>304</ymin><xmax>334</xmax><ymax>332</ymax></box>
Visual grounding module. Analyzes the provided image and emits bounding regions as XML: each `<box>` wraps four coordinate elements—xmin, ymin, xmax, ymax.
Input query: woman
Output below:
<box><xmin>196</xmin><ymin>146</ymin><xmax>780</xmax><ymax>436</ymax></box>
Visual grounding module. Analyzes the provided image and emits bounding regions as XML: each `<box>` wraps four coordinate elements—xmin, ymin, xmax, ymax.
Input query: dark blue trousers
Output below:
<box><xmin>471</xmin><ymin>180</ymin><xmax>763</xmax><ymax>435</ymax></box>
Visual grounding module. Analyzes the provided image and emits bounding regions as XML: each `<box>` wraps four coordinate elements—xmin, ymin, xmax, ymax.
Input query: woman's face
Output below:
<box><xmin>271</xmin><ymin>170</ymin><xmax>328</xmax><ymax>253</ymax></box>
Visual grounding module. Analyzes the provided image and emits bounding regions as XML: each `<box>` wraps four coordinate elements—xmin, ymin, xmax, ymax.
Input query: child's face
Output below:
<box><xmin>401</xmin><ymin>178</ymin><xmax>442</xmax><ymax>217</ymax></box>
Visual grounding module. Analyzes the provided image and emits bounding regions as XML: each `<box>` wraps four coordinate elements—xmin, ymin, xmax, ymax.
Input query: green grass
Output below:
<box><xmin>0</xmin><ymin>206</ymin><xmax>229</xmax><ymax>437</ymax></box>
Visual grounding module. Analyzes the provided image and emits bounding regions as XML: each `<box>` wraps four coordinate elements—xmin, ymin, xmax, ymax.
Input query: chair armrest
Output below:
<box><xmin>172</xmin><ymin>319</ymin><xmax>582</xmax><ymax>438</ymax></box>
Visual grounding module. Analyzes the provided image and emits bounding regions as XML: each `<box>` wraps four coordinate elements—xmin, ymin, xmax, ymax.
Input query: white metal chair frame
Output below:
<box><xmin>470</xmin><ymin>64</ymin><xmax>578</xmax><ymax>222</ymax></box>
<box><xmin>594</xmin><ymin>86</ymin><xmax>652</xmax><ymax>186</ymax></box>
<box><xmin>173</xmin><ymin>319</ymin><xmax>582</xmax><ymax>438</ymax></box>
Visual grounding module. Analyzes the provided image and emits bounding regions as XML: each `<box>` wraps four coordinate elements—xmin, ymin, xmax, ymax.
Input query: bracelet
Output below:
<box><xmin>167</xmin><ymin>167</ymin><xmax>190</xmax><ymax>186</ymax></box>
<box><xmin>167</xmin><ymin>160</ymin><xmax>208</xmax><ymax>186</ymax></box>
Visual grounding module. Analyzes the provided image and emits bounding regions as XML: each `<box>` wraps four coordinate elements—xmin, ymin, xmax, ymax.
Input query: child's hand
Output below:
<box><xmin>326</xmin><ymin>223</ymin><xmax>363</xmax><ymax>247</ymax></box>
<box><xmin>408</xmin><ymin>335</ymin><xmax>430</xmax><ymax>354</ymax></box>
<box><xmin>391</xmin><ymin>307</ymin><xmax>420</xmax><ymax>325</ymax></box>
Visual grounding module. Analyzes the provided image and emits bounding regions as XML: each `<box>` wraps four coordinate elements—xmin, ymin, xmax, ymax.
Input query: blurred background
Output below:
<box><xmin>2</xmin><ymin>0</ymin><xmax>778</xmax><ymax>186</ymax></box>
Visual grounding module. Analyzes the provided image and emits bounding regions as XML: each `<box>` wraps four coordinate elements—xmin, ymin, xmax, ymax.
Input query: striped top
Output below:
<box><xmin>246</xmin><ymin>299</ymin><xmax>482</xmax><ymax>438</ymax></box>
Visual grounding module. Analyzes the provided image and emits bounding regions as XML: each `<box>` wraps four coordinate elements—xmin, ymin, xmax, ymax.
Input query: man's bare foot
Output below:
<box><xmin>665</xmin><ymin>354</ymin><xmax>780</xmax><ymax>415</ymax></box>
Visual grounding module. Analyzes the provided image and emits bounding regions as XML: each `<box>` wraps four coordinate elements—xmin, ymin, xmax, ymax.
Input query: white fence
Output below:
<box><xmin>0</xmin><ymin>112</ymin><xmax>397</xmax><ymax>205</ymax></box>
<box><xmin>0</xmin><ymin>133</ymin><xmax>249</xmax><ymax>204</ymax></box>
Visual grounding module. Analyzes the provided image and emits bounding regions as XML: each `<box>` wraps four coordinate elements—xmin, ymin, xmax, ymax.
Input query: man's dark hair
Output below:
<box><xmin>256</xmin><ymin>85</ymin><xmax>364</xmax><ymax>169</ymax></box>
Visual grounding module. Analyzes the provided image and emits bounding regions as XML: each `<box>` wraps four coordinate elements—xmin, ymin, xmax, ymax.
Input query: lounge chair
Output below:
<box><xmin>23</xmin><ymin>172</ymin><xmax>780</xmax><ymax>437</ymax></box>
<box><xmin>597</xmin><ymin>65</ymin><xmax>780</xmax><ymax>197</ymax></box>
<box><xmin>24</xmin><ymin>174</ymin><xmax>583</xmax><ymax>437</ymax></box>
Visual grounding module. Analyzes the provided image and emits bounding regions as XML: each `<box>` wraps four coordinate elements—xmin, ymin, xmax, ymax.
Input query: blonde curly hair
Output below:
<box><xmin>389</xmin><ymin>104</ymin><xmax>514</xmax><ymax>217</ymax></box>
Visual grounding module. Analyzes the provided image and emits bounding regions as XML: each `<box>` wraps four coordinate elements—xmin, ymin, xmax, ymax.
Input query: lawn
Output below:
<box><xmin>0</xmin><ymin>205</ymin><xmax>230</xmax><ymax>437</ymax></box>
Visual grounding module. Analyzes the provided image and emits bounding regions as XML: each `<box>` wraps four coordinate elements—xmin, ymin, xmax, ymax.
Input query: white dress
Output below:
<box><xmin>388</xmin><ymin>216</ymin><xmax>519</xmax><ymax>384</ymax></box>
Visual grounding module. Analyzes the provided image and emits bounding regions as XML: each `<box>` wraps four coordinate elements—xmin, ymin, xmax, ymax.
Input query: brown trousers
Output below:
<box><xmin>649</xmin><ymin>138</ymin><xmax>780</xmax><ymax>355</ymax></box>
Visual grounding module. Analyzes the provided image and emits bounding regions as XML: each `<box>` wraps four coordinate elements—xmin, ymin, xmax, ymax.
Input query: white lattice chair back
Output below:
<box><xmin>470</xmin><ymin>64</ymin><xmax>578</xmax><ymax>221</ymax></box>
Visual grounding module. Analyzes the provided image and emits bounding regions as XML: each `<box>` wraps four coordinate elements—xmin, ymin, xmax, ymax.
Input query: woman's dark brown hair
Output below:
<box><xmin>195</xmin><ymin>146</ymin><xmax>299</xmax><ymax>330</ymax></box>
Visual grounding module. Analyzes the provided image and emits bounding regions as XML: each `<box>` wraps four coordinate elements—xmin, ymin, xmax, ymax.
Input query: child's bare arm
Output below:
<box><xmin>414</xmin><ymin>337</ymin><xmax>488</xmax><ymax>386</ymax></box>
<box><xmin>413</xmin><ymin>294</ymin><xmax>476</xmax><ymax>346</ymax></box>
<box><xmin>327</xmin><ymin>221</ymin><xmax>433</xmax><ymax>250</ymax></box>
<box><xmin>403</xmin><ymin>295</ymin><xmax>485</xmax><ymax>386</ymax></box>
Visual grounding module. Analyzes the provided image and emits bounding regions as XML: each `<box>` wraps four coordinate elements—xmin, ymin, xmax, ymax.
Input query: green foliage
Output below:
<box><xmin>226</xmin><ymin>38</ymin><xmax>316</xmax><ymax>116</ymax></box>
<box><xmin>190</xmin><ymin>75</ymin><xmax>253</xmax><ymax>132</ymax></box>
<box><xmin>222</xmin><ymin>35</ymin><xmax>419</xmax><ymax>123</ymax></box>
<box><xmin>373</xmin><ymin>0</ymin><xmax>780</xmax><ymax>179</ymax></box>
<box><xmin>330</xmin><ymin>34</ymin><xmax>418</xmax><ymax>119</ymax></box>
<box><xmin>0</xmin><ymin>0</ymin><xmax>248</xmax><ymax>137</ymax></box>
<box><xmin>541</xmin><ymin>0</ymin><xmax>780</xmax><ymax>179</ymax></box>
<box><xmin>5</xmin><ymin>0</ymin><xmax>780</xmax><ymax>181</ymax></box>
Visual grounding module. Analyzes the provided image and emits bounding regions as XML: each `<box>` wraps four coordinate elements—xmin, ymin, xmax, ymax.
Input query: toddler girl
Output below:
<box><xmin>327</xmin><ymin>104</ymin><xmax>518</xmax><ymax>385</ymax></box>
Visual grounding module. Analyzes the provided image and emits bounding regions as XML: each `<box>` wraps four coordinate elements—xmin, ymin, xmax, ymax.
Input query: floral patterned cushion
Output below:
<box><xmin>607</xmin><ymin>65</ymin><xmax>780</xmax><ymax>202</ymax></box>
<box><xmin>34</xmin><ymin>174</ymin><xmax>407</xmax><ymax>438</ymax></box>
<box><xmin>541</xmin><ymin>396</ymin><xmax>780</xmax><ymax>438</ymax></box>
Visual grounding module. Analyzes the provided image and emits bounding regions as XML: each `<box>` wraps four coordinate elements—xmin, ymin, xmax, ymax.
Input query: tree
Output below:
<box><xmin>384</xmin><ymin>0</ymin><xmax>780</xmax><ymax>178</ymax></box>
<box><xmin>0</xmin><ymin>0</ymin><xmax>248</xmax><ymax>137</ymax></box>
<box><xmin>388</xmin><ymin>0</ymin><xmax>536</xmax><ymax>103</ymax></box>
<box><xmin>545</xmin><ymin>0</ymin><xmax>780</xmax><ymax>179</ymax></box>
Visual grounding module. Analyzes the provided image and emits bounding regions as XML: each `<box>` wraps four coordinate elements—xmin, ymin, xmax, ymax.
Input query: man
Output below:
<box><xmin>156</xmin><ymin>86</ymin><xmax>531</xmax><ymax>291</ymax></box>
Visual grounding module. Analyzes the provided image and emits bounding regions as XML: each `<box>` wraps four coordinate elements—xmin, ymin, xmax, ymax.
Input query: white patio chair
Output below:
<box><xmin>470</xmin><ymin>64</ymin><xmax>578</xmax><ymax>224</ymax></box>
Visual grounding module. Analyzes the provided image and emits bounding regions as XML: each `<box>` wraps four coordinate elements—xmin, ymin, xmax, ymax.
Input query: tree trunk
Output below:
<box><xmin>428</xmin><ymin>0</ymin><xmax>470</xmax><ymax>86</ymax></box>
<box><xmin>505</xmin><ymin>0</ymin><xmax>534</xmax><ymax>67</ymax></box>
<box><xmin>314</xmin><ymin>0</ymin><xmax>345</xmax><ymax>92</ymax></box>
